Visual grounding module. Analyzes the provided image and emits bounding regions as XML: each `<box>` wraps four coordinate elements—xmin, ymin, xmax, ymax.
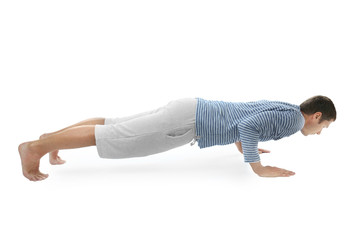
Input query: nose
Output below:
<box><xmin>317</xmin><ymin>130</ymin><xmax>322</xmax><ymax>135</ymax></box>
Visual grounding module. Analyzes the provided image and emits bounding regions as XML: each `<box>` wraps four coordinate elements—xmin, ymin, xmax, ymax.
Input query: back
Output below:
<box><xmin>195</xmin><ymin>98</ymin><xmax>304</xmax><ymax>152</ymax></box>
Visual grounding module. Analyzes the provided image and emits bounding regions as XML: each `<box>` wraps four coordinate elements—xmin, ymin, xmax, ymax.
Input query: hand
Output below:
<box><xmin>250</xmin><ymin>162</ymin><xmax>295</xmax><ymax>177</ymax></box>
<box><xmin>258</xmin><ymin>148</ymin><xmax>270</xmax><ymax>154</ymax></box>
<box><xmin>256</xmin><ymin>166</ymin><xmax>295</xmax><ymax>177</ymax></box>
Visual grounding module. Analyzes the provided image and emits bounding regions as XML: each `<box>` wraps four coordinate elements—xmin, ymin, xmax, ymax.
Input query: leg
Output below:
<box><xmin>19</xmin><ymin>125</ymin><xmax>96</xmax><ymax>181</ymax></box>
<box><xmin>95</xmin><ymin>98</ymin><xmax>197</xmax><ymax>159</ymax></box>
<box><xmin>40</xmin><ymin>118</ymin><xmax>104</xmax><ymax>165</ymax></box>
<box><xmin>41</xmin><ymin>118</ymin><xmax>105</xmax><ymax>136</ymax></box>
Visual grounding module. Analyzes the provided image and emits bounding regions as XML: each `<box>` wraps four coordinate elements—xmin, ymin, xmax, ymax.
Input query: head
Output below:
<box><xmin>300</xmin><ymin>95</ymin><xmax>336</xmax><ymax>136</ymax></box>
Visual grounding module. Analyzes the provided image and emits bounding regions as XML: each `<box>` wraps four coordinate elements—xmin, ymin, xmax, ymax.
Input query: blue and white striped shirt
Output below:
<box><xmin>195</xmin><ymin>98</ymin><xmax>305</xmax><ymax>163</ymax></box>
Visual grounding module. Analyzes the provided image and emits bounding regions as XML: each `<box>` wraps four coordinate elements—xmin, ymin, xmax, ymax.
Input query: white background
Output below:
<box><xmin>1</xmin><ymin>0</ymin><xmax>359</xmax><ymax>239</ymax></box>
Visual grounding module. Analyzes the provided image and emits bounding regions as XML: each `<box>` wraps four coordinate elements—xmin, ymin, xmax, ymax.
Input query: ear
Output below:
<box><xmin>313</xmin><ymin>112</ymin><xmax>322</xmax><ymax>120</ymax></box>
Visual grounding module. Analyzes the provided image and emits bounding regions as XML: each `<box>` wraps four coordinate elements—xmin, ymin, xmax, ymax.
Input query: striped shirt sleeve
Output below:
<box><xmin>237</xmin><ymin>111</ymin><xmax>276</xmax><ymax>163</ymax></box>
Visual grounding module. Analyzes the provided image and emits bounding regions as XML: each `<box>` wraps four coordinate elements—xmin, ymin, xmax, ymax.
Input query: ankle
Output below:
<box><xmin>28</xmin><ymin>141</ymin><xmax>48</xmax><ymax>158</ymax></box>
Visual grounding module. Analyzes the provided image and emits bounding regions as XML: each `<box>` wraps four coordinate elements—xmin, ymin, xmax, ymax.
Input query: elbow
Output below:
<box><xmin>235</xmin><ymin>141</ymin><xmax>243</xmax><ymax>153</ymax></box>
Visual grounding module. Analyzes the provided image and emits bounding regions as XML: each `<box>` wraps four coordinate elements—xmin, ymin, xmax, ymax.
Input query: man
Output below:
<box><xmin>18</xmin><ymin>95</ymin><xmax>336</xmax><ymax>181</ymax></box>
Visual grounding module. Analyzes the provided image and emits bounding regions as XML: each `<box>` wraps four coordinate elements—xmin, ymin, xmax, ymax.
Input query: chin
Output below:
<box><xmin>301</xmin><ymin>130</ymin><xmax>308</xmax><ymax>136</ymax></box>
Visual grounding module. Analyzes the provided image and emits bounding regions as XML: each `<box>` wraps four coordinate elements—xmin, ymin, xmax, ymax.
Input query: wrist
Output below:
<box><xmin>249</xmin><ymin>161</ymin><xmax>263</xmax><ymax>173</ymax></box>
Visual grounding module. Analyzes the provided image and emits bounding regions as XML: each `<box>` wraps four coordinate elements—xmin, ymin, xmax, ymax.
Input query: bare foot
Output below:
<box><xmin>18</xmin><ymin>142</ymin><xmax>49</xmax><ymax>181</ymax></box>
<box><xmin>40</xmin><ymin>134</ymin><xmax>66</xmax><ymax>165</ymax></box>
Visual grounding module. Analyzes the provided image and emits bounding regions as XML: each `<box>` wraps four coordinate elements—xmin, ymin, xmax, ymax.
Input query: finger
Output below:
<box><xmin>284</xmin><ymin>169</ymin><xmax>295</xmax><ymax>175</ymax></box>
<box><xmin>283</xmin><ymin>173</ymin><xmax>295</xmax><ymax>177</ymax></box>
<box><xmin>275</xmin><ymin>167</ymin><xmax>293</xmax><ymax>173</ymax></box>
<box><xmin>258</xmin><ymin>148</ymin><xmax>271</xmax><ymax>154</ymax></box>
<box><xmin>271</xmin><ymin>167</ymin><xmax>294</xmax><ymax>177</ymax></box>
<box><xmin>282</xmin><ymin>171</ymin><xmax>295</xmax><ymax>177</ymax></box>
<box><xmin>281</xmin><ymin>173</ymin><xmax>290</xmax><ymax>177</ymax></box>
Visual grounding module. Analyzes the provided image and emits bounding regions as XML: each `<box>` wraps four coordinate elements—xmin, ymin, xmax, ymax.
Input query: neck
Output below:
<box><xmin>301</xmin><ymin>111</ymin><xmax>311</xmax><ymax>124</ymax></box>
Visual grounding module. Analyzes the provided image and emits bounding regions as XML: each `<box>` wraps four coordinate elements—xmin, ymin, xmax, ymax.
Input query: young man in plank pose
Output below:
<box><xmin>18</xmin><ymin>95</ymin><xmax>336</xmax><ymax>181</ymax></box>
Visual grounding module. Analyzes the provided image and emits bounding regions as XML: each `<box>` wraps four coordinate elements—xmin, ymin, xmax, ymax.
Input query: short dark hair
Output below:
<box><xmin>300</xmin><ymin>95</ymin><xmax>337</xmax><ymax>122</ymax></box>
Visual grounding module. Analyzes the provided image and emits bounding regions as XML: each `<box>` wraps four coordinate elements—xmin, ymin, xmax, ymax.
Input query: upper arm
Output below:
<box><xmin>237</xmin><ymin>112</ymin><xmax>273</xmax><ymax>163</ymax></box>
<box><xmin>237</xmin><ymin>121</ymin><xmax>260</xmax><ymax>163</ymax></box>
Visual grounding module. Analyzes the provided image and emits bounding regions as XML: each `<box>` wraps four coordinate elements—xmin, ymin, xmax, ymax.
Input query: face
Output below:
<box><xmin>301</xmin><ymin>112</ymin><xmax>334</xmax><ymax>136</ymax></box>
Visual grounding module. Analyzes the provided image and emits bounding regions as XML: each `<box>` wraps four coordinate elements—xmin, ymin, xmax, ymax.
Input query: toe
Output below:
<box><xmin>56</xmin><ymin>157</ymin><xmax>66</xmax><ymax>164</ymax></box>
<box><xmin>34</xmin><ymin>174</ymin><xmax>42</xmax><ymax>181</ymax></box>
<box><xmin>39</xmin><ymin>173</ymin><xmax>48</xmax><ymax>180</ymax></box>
<box><xmin>31</xmin><ymin>172</ymin><xmax>48</xmax><ymax>181</ymax></box>
<box><xmin>29</xmin><ymin>175</ymin><xmax>37</xmax><ymax>181</ymax></box>
<box><xmin>24</xmin><ymin>172</ymin><xmax>35</xmax><ymax>181</ymax></box>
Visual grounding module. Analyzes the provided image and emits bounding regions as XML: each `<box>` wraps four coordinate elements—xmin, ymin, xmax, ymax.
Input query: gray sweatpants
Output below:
<box><xmin>95</xmin><ymin>98</ymin><xmax>198</xmax><ymax>159</ymax></box>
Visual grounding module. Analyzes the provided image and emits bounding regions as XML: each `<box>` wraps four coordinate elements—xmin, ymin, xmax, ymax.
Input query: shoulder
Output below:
<box><xmin>252</xmin><ymin>100</ymin><xmax>304</xmax><ymax>128</ymax></box>
<box><xmin>275</xmin><ymin>109</ymin><xmax>305</xmax><ymax>130</ymax></box>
